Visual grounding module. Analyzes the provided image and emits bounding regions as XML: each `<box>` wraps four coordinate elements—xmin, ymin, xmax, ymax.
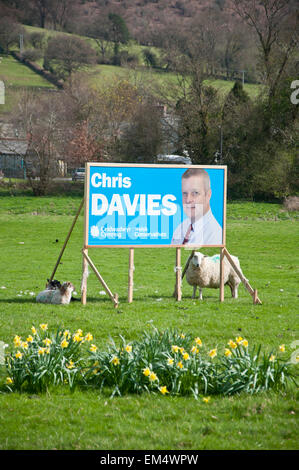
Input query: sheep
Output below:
<box><xmin>36</xmin><ymin>281</ymin><xmax>75</xmax><ymax>305</ymax></box>
<box><xmin>185</xmin><ymin>252</ymin><xmax>244</xmax><ymax>300</ymax></box>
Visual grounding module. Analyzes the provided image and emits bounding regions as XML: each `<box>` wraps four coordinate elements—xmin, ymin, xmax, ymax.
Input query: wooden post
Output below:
<box><xmin>82</xmin><ymin>249</ymin><xmax>118</xmax><ymax>308</ymax></box>
<box><xmin>49</xmin><ymin>198</ymin><xmax>84</xmax><ymax>283</ymax></box>
<box><xmin>81</xmin><ymin>248</ymin><xmax>88</xmax><ymax>305</ymax></box>
<box><xmin>219</xmin><ymin>247</ymin><xmax>225</xmax><ymax>302</ymax></box>
<box><xmin>128</xmin><ymin>248</ymin><xmax>134</xmax><ymax>303</ymax></box>
<box><xmin>223</xmin><ymin>247</ymin><xmax>262</xmax><ymax>305</ymax></box>
<box><xmin>175</xmin><ymin>248</ymin><xmax>182</xmax><ymax>301</ymax></box>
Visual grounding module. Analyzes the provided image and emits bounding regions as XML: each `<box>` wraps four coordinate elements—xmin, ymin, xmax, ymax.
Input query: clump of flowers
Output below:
<box><xmin>5</xmin><ymin>324</ymin><xmax>93</xmax><ymax>393</ymax></box>
<box><xmin>3</xmin><ymin>325</ymin><xmax>297</xmax><ymax>398</ymax></box>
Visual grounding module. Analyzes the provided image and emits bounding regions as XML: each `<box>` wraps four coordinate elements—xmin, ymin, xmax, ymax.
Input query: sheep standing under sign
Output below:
<box><xmin>185</xmin><ymin>252</ymin><xmax>245</xmax><ymax>300</ymax></box>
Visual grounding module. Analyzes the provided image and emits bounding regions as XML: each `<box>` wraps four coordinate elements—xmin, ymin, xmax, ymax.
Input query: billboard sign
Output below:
<box><xmin>84</xmin><ymin>163</ymin><xmax>227</xmax><ymax>248</ymax></box>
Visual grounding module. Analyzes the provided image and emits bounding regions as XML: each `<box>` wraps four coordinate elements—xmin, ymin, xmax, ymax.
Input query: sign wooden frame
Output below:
<box><xmin>48</xmin><ymin>162</ymin><xmax>261</xmax><ymax>306</ymax></box>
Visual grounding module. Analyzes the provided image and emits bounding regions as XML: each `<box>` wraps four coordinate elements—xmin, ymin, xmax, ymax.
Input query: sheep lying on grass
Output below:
<box><xmin>185</xmin><ymin>252</ymin><xmax>244</xmax><ymax>300</ymax></box>
<box><xmin>36</xmin><ymin>282</ymin><xmax>75</xmax><ymax>305</ymax></box>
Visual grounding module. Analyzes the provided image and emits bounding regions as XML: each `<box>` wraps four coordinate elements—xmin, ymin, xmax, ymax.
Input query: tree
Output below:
<box><xmin>0</xmin><ymin>17</ymin><xmax>25</xmax><ymax>53</ymax></box>
<box><xmin>44</xmin><ymin>35</ymin><xmax>96</xmax><ymax>80</ymax></box>
<box><xmin>108</xmin><ymin>13</ymin><xmax>130</xmax><ymax>55</ymax></box>
<box><xmin>233</xmin><ymin>0</ymin><xmax>298</xmax><ymax>101</ymax></box>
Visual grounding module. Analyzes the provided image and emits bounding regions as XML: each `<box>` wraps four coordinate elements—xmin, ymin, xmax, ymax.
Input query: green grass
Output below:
<box><xmin>0</xmin><ymin>55</ymin><xmax>55</xmax><ymax>88</ymax></box>
<box><xmin>0</xmin><ymin>190</ymin><xmax>298</xmax><ymax>450</ymax></box>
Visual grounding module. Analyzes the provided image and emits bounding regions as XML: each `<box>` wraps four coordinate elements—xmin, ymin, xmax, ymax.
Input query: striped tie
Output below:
<box><xmin>182</xmin><ymin>224</ymin><xmax>193</xmax><ymax>244</ymax></box>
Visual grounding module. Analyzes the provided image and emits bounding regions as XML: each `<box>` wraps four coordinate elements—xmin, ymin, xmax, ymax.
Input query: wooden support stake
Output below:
<box><xmin>81</xmin><ymin>248</ymin><xmax>88</xmax><ymax>305</ymax></box>
<box><xmin>223</xmin><ymin>247</ymin><xmax>262</xmax><ymax>305</ymax></box>
<box><xmin>128</xmin><ymin>248</ymin><xmax>134</xmax><ymax>303</ymax></box>
<box><xmin>49</xmin><ymin>198</ymin><xmax>84</xmax><ymax>283</ymax></box>
<box><xmin>175</xmin><ymin>248</ymin><xmax>182</xmax><ymax>301</ymax></box>
<box><xmin>219</xmin><ymin>247</ymin><xmax>225</xmax><ymax>302</ymax></box>
<box><xmin>82</xmin><ymin>249</ymin><xmax>118</xmax><ymax>308</ymax></box>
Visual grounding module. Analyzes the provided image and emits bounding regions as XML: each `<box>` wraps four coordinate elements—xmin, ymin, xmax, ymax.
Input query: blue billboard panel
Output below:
<box><xmin>85</xmin><ymin>164</ymin><xmax>226</xmax><ymax>247</ymax></box>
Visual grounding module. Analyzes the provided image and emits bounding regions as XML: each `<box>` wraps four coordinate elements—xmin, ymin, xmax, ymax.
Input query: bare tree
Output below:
<box><xmin>233</xmin><ymin>0</ymin><xmax>298</xmax><ymax>100</ymax></box>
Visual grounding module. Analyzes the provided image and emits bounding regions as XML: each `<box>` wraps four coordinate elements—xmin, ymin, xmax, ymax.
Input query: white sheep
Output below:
<box><xmin>185</xmin><ymin>252</ymin><xmax>244</xmax><ymax>300</ymax></box>
<box><xmin>36</xmin><ymin>282</ymin><xmax>75</xmax><ymax>305</ymax></box>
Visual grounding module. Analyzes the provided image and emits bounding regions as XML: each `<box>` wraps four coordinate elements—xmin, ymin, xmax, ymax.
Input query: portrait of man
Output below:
<box><xmin>171</xmin><ymin>168</ymin><xmax>223</xmax><ymax>246</ymax></box>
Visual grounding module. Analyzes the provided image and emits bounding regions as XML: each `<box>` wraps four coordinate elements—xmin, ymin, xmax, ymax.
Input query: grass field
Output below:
<box><xmin>0</xmin><ymin>185</ymin><xmax>298</xmax><ymax>450</ymax></box>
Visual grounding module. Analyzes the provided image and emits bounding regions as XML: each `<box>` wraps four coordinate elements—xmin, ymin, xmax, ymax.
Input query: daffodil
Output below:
<box><xmin>85</xmin><ymin>332</ymin><xmax>93</xmax><ymax>342</ymax></box>
<box><xmin>13</xmin><ymin>335</ymin><xmax>21</xmax><ymax>347</ymax></box>
<box><xmin>6</xmin><ymin>377</ymin><xmax>13</xmax><ymax>385</ymax></box>
<box><xmin>224</xmin><ymin>348</ymin><xmax>232</xmax><ymax>357</ymax></box>
<box><xmin>38</xmin><ymin>347</ymin><xmax>46</xmax><ymax>355</ymax></box>
<box><xmin>269</xmin><ymin>354</ymin><xmax>276</xmax><ymax>362</ymax></box>
<box><xmin>143</xmin><ymin>367</ymin><xmax>151</xmax><ymax>377</ymax></box>
<box><xmin>167</xmin><ymin>358</ymin><xmax>174</xmax><ymax>365</ymax></box>
<box><xmin>63</xmin><ymin>330</ymin><xmax>71</xmax><ymax>339</ymax></box>
<box><xmin>177</xmin><ymin>361</ymin><xmax>183</xmax><ymax>369</ymax></box>
<box><xmin>66</xmin><ymin>360</ymin><xmax>75</xmax><ymax>369</ymax></box>
<box><xmin>159</xmin><ymin>386</ymin><xmax>169</xmax><ymax>395</ymax></box>
<box><xmin>31</xmin><ymin>326</ymin><xmax>37</xmax><ymax>335</ymax></box>
<box><xmin>43</xmin><ymin>338</ymin><xmax>52</xmax><ymax>346</ymax></box>
<box><xmin>15</xmin><ymin>351</ymin><xmax>22</xmax><ymax>359</ymax></box>
<box><xmin>125</xmin><ymin>345</ymin><xmax>132</xmax><ymax>353</ymax></box>
<box><xmin>40</xmin><ymin>323</ymin><xmax>48</xmax><ymax>331</ymax></box>
<box><xmin>241</xmin><ymin>339</ymin><xmax>248</xmax><ymax>348</ymax></box>
<box><xmin>208</xmin><ymin>348</ymin><xmax>217</xmax><ymax>359</ymax></box>
<box><xmin>195</xmin><ymin>337</ymin><xmax>202</xmax><ymax>346</ymax></box>
<box><xmin>191</xmin><ymin>346</ymin><xmax>199</xmax><ymax>354</ymax></box>
<box><xmin>149</xmin><ymin>372</ymin><xmax>158</xmax><ymax>382</ymax></box>
<box><xmin>279</xmin><ymin>344</ymin><xmax>285</xmax><ymax>352</ymax></box>
<box><xmin>236</xmin><ymin>336</ymin><xmax>243</xmax><ymax>344</ymax></box>
<box><xmin>183</xmin><ymin>352</ymin><xmax>190</xmax><ymax>361</ymax></box>
<box><xmin>171</xmin><ymin>345</ymin><xmax>179</xmax><ymax>353</ymax></box>
<box><xmin>203</xmin><ymin>396</ymin><xmax>211</xmax><ymax>403</ymax></box>
<box><xmin>26</xmin><ymin>335</ymin><xmax>34</xmax><ymax>343</ymax></box>
<box><xmin>111</xmin><ymin>356</ymin><xmax>120</xmax><ymax>366</ymax></box>
<box><xmin>180</xmin><ymin>333</ymin><xmax>185</xmax><ymax>339</ymax></box>
<box><xmin>228</xmin><ymin>339</ymin><xmax>237</xmax><ymax>349</ymax></box>
<box><xmin>21</xmin><ymin>341</ymin><xmax>28</xmax><ymax>349</ymax></box>
<box><xmin>90</xmin><ymin>344</ymin><xmax>97</xmax><ymax>353</ymax></box>
<box><xmin>73</xmin><ymin>333</ymin><xmax>83</xmax><ymax>343</ymax></box>
<box><xmin>61</xmin><ymin>339</ymin><xmax>69</xmax><ymax>349</ymax></box>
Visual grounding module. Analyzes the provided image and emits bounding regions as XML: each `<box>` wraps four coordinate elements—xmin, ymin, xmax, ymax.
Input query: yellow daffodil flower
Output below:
<box><xmin>149</xmin><ymin>372</ymin><xmax>158</xmax><ymax>382</ymax></box>
<box><xmin>183</xmin><ymin>352</ymin><xmax>190</xmax><ymax>360</ymax></box>
<box><xmin>224</xmin><ymin>348</ymin><xmax>232</xmax><ymax>357</ymax></box>
<box><xmin>85</xmin><ymin>333</ymin><xmax>93</xmax><ymax>342</ymax></box>
<box><xmin>241</xmin><ymin>339</ymin><xmax>248</xmax><ymax>348</ymax></box>
<box><xmin>195</xmin><ymin>337</ymin><xmax>202</xmax><ymax>346</ymax></box>
<box><xmin>208</xmin><ymin>348</ymin><xmax>217</xmax><ymax>359</ymax></box>
<box><xmin>66</xmin><ymin>360</ymin><xmax>75</xmax><ymax>369</ymax></box>
<box><xmin>61</xmin><ymin>339</ymin><xmax>69</xmax><ymax>349</ymax></box>
<box><xmin>21</xmin><ymin>341</ymin><xmax>28</xmax><ymax>349</ymax></box>
<box><xmin>6</xmin><ymin>377</ymin><xmax>13</xmax><ymax>385</ymax></box>
<box><xmin>159</xmin><ymin>386</ymin><xmax>169</xmax><ymax>395</ymax></box>
<box><xmin>167</xmin><ymin>358</ymin><xmax>174</xmax><ymax>365</ymax></box>
<box><xmin>111</xmin><ymin>356</ymin><xmax>120</xmax><ymax>366</ymax></box>
<box><xmin>26</xmin><ymin>335</ymin><xmax>34</xmax><ymax>343</ymax></box>
<box><xmin>177</xmin><ymin>361</ymin><xmax>183</xmax><ymax>369</ymax></box>
<box><xmin>228</xmin><ymin>339</ymin><xmax>237</xmax><ymax>349</ymax></box>
<box><xmin>279</xmin><ymin>344</ymin><xmax>285</xmax><ymax>352</ymax></box>
<box><xmin>15</xmin><ymin>351</ymin><xmax>22</xmax><ymax>359</ymax></box>
<box><xmin>171</xmin><ymin>345</ymin><xmax>179</xmax><ymax>353</ymax></box>
<box><xmin>143</xmin><ymin>367</ymin><xmax>151</xmax><ymax>377</ymax></box>
<box><xmin>90</xmin><ymin>344</ymin><xmax>97</xmax><ymax>353</ymax></box>
<box><xmin>73</xmin><ymin>333</ymin><xmax>83</xmax><ymax>343</ymax></box>
<box><xmin>269</xmin><ymin>354</ymin><xmax>276</xmax><ymax>362</ymax></box>
<box><xmin>38</xmin><ymin>347</ymin><xmax>46</xmax><ymax>355</ymax></box>
<box><xmin>125</xmin><ymin>345</ymin><xmax>132</xmax><ymax>353</ymax></box>
<box><xmin>203</xmin><ymin>396</ymin><xmax>211</xmax><ymax>403</ymax></box>
<box><xmin>40</xmin><ymin>323</ymin><xmax>48</xmax><ymax>331</ymax></box>
<box><xmin>236</xmin><ymin>336</ymin><xmax>243</xmax><ymax>344</ymax></box>
<box><xmin>31</xmin><ymin>326</ymin><xmax>37</xmax><ymax>335</ymax></box>
<box><xmin>43</xmin><ymin>338</ymin><xmax>52</xmax><ymax>346</ymax></box>
<box><xmin>63</xmin><ymin>330</ymin><xmax>71</xmax><ymax>339</ymax></box>
<box><xmin>13</xmin><ymin>335</ymin><xmax>21</xmax><ymax>347</ymax></box>
<box><xmin>191</xmin><ymin>346</ymin><xmax>199</xmax><ymax>354</ymax></box>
